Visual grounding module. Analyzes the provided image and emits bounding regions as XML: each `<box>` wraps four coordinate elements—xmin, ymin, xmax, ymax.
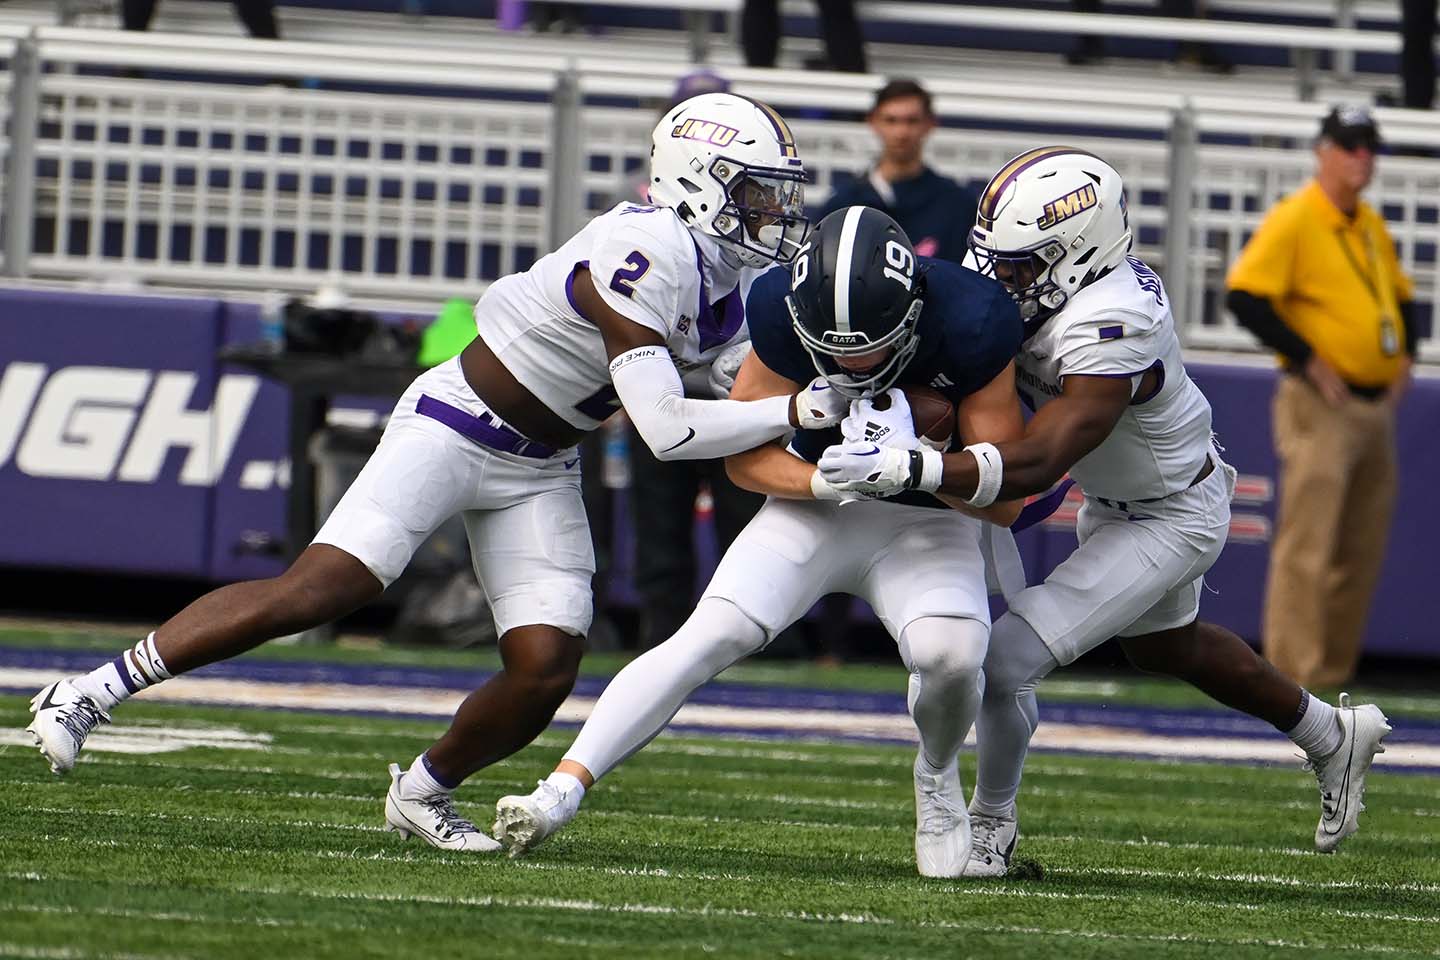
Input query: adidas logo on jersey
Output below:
<box><xmin>930</xmin><ymin>373</ymin><xmax>954</xmax><ymax>389</ymax></box>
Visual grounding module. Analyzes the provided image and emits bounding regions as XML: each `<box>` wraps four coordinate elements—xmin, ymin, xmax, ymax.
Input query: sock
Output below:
<box><xmin>1284</xmin><ymin>690</ymin><xmax>1343</xmax><ymax>759</ymax></box>
<box><xmin>72</xmin><ymin>632</ymin><xmax>172</xmax><ymax>711</ymax></box>
<box><xmin>399</xmin><ymin>752</ymin><xmax>458</xmax><ymax>799</ymax></box>
<box><xmin>544</xmin><ymin>771</ymin><xmax>586</xmax><ymax>818</ymax></box>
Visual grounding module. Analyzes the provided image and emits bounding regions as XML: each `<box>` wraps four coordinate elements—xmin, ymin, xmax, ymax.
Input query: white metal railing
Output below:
<box><xmin>3</xmin><ymin>27</ymin><xmax>1438</xmax><ymax>359</ymax></box>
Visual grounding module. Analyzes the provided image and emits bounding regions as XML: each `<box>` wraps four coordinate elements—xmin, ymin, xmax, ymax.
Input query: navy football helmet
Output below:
<box><xmin>786</xmin><ymin>206</ymin><xmax>924</xmax><ymax>398</ymax></box>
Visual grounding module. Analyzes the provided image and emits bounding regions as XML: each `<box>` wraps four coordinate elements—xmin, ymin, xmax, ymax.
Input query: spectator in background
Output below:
<box><xmin>741</xmin><ymin>0</ymin><xmax>867</xmax><ymax>73</ymax></box>
<box><xmin>819</xmin><ymin>79</ymin><xmax>977</xmax><ymax>264</ymax></box>
<box><xmin>122</xmin><ymin>0</ymin><xmax>280</xmax><ymax>38</ymax></box>
<box><xmin>1068</xmin><ymin>0</ymin><xmax>1231</xmax><ymax>72</ymax></box>
<box><xmin>1401</xmin><ymin>0</ymin><xmax>1436</xmax><ymax>109</ymax></box>
<box><xmin>1225</xmin><ymin>106</ymin><xmax>1415</xmax><ymax>689</ymax></box>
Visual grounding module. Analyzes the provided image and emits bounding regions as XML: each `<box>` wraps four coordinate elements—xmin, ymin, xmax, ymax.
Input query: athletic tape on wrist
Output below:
<box><xmin>906</xmin><ymin>447</ymin><xmax>944</xmax><ymax>494</ymax></box>
<box><xmin>964</xmin><ymin>442</ymin><xmax>1003</xmax><ymax>507</ymax></box>
<box><xmin>810</xmin><ymin>469</ymin><xmax>845</xmax><ymax>501</ymax></box>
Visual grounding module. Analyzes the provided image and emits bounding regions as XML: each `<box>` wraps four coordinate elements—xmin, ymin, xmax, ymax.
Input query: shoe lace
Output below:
<box><xmin>1301</xmin><ymin>754</ymin><xmax>1338</xmax><ymax>819</ymax></box>
<box><xmin>970</xmin><ymin>813</ymin><xmax>1008</xmax><ymax>857</ymax></box>
<box><xmin>57</xmin><ymin>697</ymin><xmax>109</xmax><ymax>745</ymax></box>
<box><xmin>916</xmin><ymin>775</ymin><xmax>964</xmax><ymax>834</ymax></box>
<box><xmin>531</xmin><ymin>779</ymin><xmax>567</xmax><ymax>814</ymax></box>
<box><xmin>418</xmin><ymin>794</ymin><xmax>479</xmax><ymax>839</ymax></box>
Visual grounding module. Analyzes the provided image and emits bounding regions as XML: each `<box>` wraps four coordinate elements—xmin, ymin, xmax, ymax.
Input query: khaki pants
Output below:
<box><xmin>1263</xmin><ymin>376</ymin><xmax>1396</xmax><ymax>688</ymax></box>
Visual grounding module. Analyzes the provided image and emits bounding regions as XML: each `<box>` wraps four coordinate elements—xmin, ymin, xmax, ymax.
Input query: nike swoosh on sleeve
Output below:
<box><xmin>659</xmin><ymin>427</ymin><xmax>697</xmax><ymax>454</ymax></box>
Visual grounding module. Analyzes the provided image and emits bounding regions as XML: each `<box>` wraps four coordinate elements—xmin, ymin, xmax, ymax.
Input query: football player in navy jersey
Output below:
<box><xmin>495</xmin><ymin>207</ymin><xmax>1027</xmax><ymax>878</ymax></box>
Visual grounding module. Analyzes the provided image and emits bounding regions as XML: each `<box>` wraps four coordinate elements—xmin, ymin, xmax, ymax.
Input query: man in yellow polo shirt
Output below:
<box><xmin>1225</xmin><ymin>106</ymin><xmax>1416</xmax><ymax>689</ymax></box>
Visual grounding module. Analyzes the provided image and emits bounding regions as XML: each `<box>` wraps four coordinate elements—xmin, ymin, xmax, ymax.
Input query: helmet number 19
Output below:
<box><xmin>791</xmin><ymin>243</ymin><xmax>811</xmax><ymax>289</ymax></box>
<box><xmin>883</xmin><ymin>240</ymin><xmax>914</xmax><ymax>287</ymax></box>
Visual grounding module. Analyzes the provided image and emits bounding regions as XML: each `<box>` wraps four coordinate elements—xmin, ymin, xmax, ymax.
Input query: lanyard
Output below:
<box><xmin>1333</xmin><ymin>223</ymin><xmax>1382</xmax><ymax>306</ymax></box>
<box><xmin>1333</xmin><ymin>221</ymin><xmax>1401</xmax><ymax>357</ymax></box>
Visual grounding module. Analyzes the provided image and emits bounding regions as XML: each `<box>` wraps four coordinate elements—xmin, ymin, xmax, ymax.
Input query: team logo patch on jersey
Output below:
<box><xmin>1037</xmin><ymin>183</ymin><xmax>1098</xmax><ymax>230</ymax></box>
<box><xmin>671</xmin><ymin>118</ymin><xmax>740</xmax><ymax>148</ymax></box>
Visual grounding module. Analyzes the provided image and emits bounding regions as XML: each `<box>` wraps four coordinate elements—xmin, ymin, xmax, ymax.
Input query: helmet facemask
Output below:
<box><xmin>787</xmin><ymin>293</ymin><xmax>924</xmax><ymax>399</ymax></box>
<box><xmin>970</xmin><ymin>234</ymin><xmax>1070</xmax><ymax>322</ymax></box>
<box><xmin>708</xmin><ymin>159</ymin><xmax>810</xmax><ymax>267</ymax></box>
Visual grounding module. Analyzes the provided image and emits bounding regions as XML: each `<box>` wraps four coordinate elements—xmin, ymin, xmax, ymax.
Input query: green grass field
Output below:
<box><xmin>2</xmin><ymin>625</ymin><xmax>1438</xmax><ymax>959</ymax></box>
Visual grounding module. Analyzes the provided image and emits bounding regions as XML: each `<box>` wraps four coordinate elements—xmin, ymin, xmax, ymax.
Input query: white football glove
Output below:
<box><xmin>818</xmin><ymin>439</ymin><xmax>944</xmax><ymax>498</ymax></box>
<box><xmin>792</xmin><ymin>376</ymin><xmax>847</xmax><ymax>429</ymax></box>
<box><xmin>840</xmin><ymin>388</ymin><xmax>919</xmax><ymax>450</ymax></box>
<box><xmin>817</xmin><ymin>441</ymin><xmax>914</xmax><ymax>498</ymax></box>
<box><xmin>706</xmin><ymin>340</ymin><xmax>752</xmax><ymax>399</ymax></box>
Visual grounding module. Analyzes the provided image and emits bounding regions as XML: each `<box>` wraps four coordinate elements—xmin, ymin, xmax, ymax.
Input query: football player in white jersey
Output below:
<box><xmin>817</xmin><ymin>147</ymin><xmax>1390</xmax><ymax>873</ymax></box>
<box><xmin>26</xmin><ymin>93</ymin><xmax>849</xmax><ymax>851</ymax></box>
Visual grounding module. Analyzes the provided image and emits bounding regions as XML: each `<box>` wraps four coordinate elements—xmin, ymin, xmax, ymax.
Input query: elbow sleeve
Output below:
<box><xmin>609</xmin><ymin>346</ymin><xmax>792</xmax><ymax>461</ymax></box>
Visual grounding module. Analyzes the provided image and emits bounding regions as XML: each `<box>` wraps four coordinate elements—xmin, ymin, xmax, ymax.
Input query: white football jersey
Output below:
<box><xmin>1014</xmin><ymin>256</ymin><xmax>1213</xmax><ymax>502</ymax></box>
<box><xmin>475</xmin><ymin>202</ymin><xmax>759</xmax><ymax>431</ymax></box>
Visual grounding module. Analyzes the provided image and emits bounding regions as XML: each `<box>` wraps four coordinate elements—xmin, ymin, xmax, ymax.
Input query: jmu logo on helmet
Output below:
<box><xmin>1038</xmin><ymin>183</ymin><xmax>1098</xmax><ymax>230</ymax></box>
<box><xmin>671</xmin><ymin>118</ymin><xmax>740</xmax><ymax>147</ymax></box>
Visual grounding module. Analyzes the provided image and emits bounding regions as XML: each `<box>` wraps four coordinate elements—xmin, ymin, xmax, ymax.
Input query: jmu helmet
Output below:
<box><xmin>649</xmin><ymin>93</ymin><xmax>810</xmax><ymax>268</ymax></box>
<box><xmin>970</xmin><ymin>147</ymin><xmax>1132</xmax><ymax>326</ymax></box>
<box><xmin>787</xmin><ymin>206</ymin><xmax>925</xmax><ymax>398</ymax></box>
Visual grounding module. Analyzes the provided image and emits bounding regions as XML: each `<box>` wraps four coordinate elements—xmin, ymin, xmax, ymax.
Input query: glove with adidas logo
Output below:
<box><xmin>840</xmin><ymin>388</ymin><xmax>920</xmax><ymax>450</ymax></box>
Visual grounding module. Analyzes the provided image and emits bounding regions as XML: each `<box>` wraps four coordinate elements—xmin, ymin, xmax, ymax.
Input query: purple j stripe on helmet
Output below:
<box><xmin>977</xmin><ymin>146</ymin><xmax>1100</xmax><ymax>227</ymax></box>
<box><xmin>415</xmin><ymin>395</ymin><xmax>556</xmax><ymax>459</ymax></box>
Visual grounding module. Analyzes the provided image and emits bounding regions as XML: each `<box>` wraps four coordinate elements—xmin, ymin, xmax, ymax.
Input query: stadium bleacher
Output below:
<box><xmin>1</xmin><ymin>4</ymin><xmax>1437</xmax><ymax>355</ymax></box>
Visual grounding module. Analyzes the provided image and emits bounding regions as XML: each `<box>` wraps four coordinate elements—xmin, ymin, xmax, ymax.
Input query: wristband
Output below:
<box><xmin>963</xmin><ymin>442</ymin><xmax>1003</xmax><ymax>507</ymax></box>
<box><xmin>905</xmin><ymin>446</ymin><xmax>944</xmax><ymax>494</ymax></box>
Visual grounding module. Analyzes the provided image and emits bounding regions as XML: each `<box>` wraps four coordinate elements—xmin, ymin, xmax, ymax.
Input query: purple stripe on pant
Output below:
<box><xmin>415</xmin><ymin>394</ymin><xmax>556</xmax><ymax>460</ymax></box>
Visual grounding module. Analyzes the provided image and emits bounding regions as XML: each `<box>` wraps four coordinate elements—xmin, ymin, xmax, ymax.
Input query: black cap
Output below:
<box><xmin>1320</xmin><ymin>105</ymin><xmax>1381</xmax><ymax>151</ymax></box>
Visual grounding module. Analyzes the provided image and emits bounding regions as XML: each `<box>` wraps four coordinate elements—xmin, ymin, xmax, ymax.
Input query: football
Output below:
<box><xmin>873</xmin><ymin>385</ymin><xmax>956</xmax><ymax>450</ymax></box>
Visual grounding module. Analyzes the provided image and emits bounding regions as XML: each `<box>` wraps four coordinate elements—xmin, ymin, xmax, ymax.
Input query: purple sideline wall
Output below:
<box><xmin>1</xmin><ymin>288</ymin><xmax>1435</xmax><ymax>657</ymax></box>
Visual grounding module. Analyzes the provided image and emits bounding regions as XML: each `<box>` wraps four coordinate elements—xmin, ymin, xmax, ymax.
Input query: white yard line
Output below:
<box><xmin>2</xmin><ymin>872</ymin><xmax>1431</xmax><ymax>956</ymax></box>
<box><xmin>5</xmin><ymin>667</ymin><xmax>1439</xmax><ymax>770</ymax></box>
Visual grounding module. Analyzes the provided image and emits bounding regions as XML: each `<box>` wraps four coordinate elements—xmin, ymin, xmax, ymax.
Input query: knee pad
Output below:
<box><xmin>900</xmin><ymin>616</ymin><xmax>989</xmax><ymax>684</ymax></box>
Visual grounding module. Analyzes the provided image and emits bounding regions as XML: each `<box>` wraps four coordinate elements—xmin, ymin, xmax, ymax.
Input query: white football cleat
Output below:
<box><xmin>1309</xmin><ymin>693</ymin><xmax>1390</xmax><ymax>854</ymax></box>
<box><xmin>913</xmin><ymin>754</ymin><xmax>971</xmax><ymax>878</ymax></box>
<box><xmin>494</xmin><ymin>780</ymin><xmax>578</xmax><ymax>857</ymax></box>
<box><xmin>383</xmin><ymin>763</ymin><xmax>500</xmax><ymax>853</ymax></box>
<box><xmin>27</xmin><ymin>679</ymin><xmax>110</xmax><ymax>775</ymax></box>
<box><xmin>964</xmin><ymin>808</ymin><xmax>1017</xmax><ymax>878</ymax></box>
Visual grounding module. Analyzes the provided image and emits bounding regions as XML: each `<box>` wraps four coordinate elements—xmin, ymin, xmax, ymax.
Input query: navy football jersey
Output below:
<box><xmin>746</xmin><ymin>257</ymin><xmax>1022</xmax><ymax>508</ymax></box>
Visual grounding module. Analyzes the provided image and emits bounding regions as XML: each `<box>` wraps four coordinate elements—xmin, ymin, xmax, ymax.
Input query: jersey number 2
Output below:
<box><xmin>609</xmin><ymin>251</ymin><xmax>652</xmax><ymax>299</ymax></box>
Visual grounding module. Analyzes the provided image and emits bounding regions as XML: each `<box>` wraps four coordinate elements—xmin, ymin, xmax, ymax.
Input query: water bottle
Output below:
<box><xmin>260</xmin><ymin>290</ymin><xmax>287</xmax><ymax>353</ymax></box>
<box><xmin>601</xmin><ymin>414</ymin><xmax>630</xmax><ymax>490</ymax></box>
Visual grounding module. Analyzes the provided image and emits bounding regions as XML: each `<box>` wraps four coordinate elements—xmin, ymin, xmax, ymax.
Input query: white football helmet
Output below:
<box><xmin>649</xmin><ymin>93</ymin><xmax>809</xmax><ymax>268</ymax></box>
<box><xmin>970</xmin><ymin>147</ymin><xmax>1132</xmax><ymax>324</ymax></box>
